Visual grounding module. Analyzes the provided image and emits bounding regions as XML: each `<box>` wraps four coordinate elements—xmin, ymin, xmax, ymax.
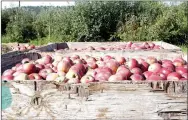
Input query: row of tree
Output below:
<box><xmin>2</xmin><ymin>1</ymin><xmax>187</xmax><ymax>45</ymax></box>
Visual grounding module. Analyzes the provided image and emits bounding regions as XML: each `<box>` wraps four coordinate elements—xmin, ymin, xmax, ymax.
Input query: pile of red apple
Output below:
<box><xmin>60</xmin><ymin>42</ymin><xmax>164</xmax><ymax>51</ymax></box>
<box><xmin>13</xmin><ymin>44</ymin><xmax>36</xmax><ymax>51</ymax></box>
<box><xmin>1</xmin><ymin>54</ymin><xmax>187</xmax><ymax>83</ymax></box>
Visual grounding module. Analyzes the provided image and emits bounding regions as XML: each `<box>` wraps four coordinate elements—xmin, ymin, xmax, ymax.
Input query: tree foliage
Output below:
<box><xmin>1</xmin><ymin>1</ymin><xmax>187</xmax><ymax>45</ymax></box>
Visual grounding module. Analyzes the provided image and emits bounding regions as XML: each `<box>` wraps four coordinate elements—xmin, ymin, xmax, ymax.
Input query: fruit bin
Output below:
<box><xmin>2</xmin><ymin>80</ymin><xmax>187</xmax><ymax>119</ymax></box>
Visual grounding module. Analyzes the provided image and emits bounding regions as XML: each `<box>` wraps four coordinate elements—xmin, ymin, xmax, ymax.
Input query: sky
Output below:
<box><xmin>1</xmin><ymin>1</ymin><xmax>76</xmax><ymax>9</ymax></box>
<box><xmin>1</xmin><ymin>1</ymin><xmax>183</xmax><ymax>9</ymax></box>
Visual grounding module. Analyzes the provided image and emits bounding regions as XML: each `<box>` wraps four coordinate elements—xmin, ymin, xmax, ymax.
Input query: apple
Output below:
<box><xmin>95</xmin><ymin>72</ymin><xmax>112</xmax><ymax>82</ymax></box>
<box><xmin>86</xmin><ymin>69</ymin><xmax>97</xmax><ymax>77</ymax></box>
<box><xmin>160</xmin><ymin>68</ymin><xmax>171</xmax><ymax>76</ymax></box>
<box><xmin>173</xmin><ymin>60</ymin><xmax>184</xmax><ymax>67</ymax></box>
<box><xmin>147</xmin><ymin>74</ymin><xmax>163</xmax><ymax>81</ymax></box>
<box><xmin>16</xmin><ymin>64</ymin><xmax>23</xmax><ymax>71</ymax></box>
<box><xmin>173</xmin><ymin>58</ymin><xmax>186</xmax><ymax>65</ymax></box>
<box><xmin>35</xmin><ymin>64</ymin><xmax>45</xmax><ymax>72</ymax></box>
<box><xmin>95</xmin><ymin>67</ymin><xmax>113</xmax><ymax>75</ymax></box>
<box><xmin>116</xmin><ymin>65</ymin><xmax>131</xmax><ymax>79</ymax></box>
<box><xmin>87</xmin><ymin>62</ymin><xmax>98</xmax><ymax>69</ymax></box>
<box><xmin>55</xmin><ymin>76</ymin><xmax>67</xmax><ymax>83</ymax></box>
<box><xmin>182</xmin><ymin>73</ymin><xmax>188</xmax><ymax>79</ymax></box>
<box><xmin>148</xmin><ymin>63</ymin><xmax>162</xmax><ymax>73</ymax></box>
<box><xmin>167</xmin><ymin>72</ymin><xmax>181</xmax><ymax>80</ymax></box>
<box><xmin>183</xmin><ymin>65</ymin><xmax>188</xmax><ymax>69</ymax></box>
<box><xmin>14</xmin><ymin>73</ymin><xmax>28</xmax><ymax>80</ymax></box>
<box><xmin>103</xmin><ymin>55</ymin><xmax>113</xmax><ymax>62</ymax></box>
<box><xmin>71</xmin><ymin>55</ymin><xmax>80</xmax><ymax>60</ymax></box>
<box><xmin>87</xmin><ymin>46</ymin><xmax>95</xmax><ymax>51</ymax></box>
<box><xmin>39</xmin><ymin>68</ymin><xmax>53</xmax><ymax>79</ymax></box>
<box><xmin>45</xmin><ymin>63</ymin><xmax>53</xmax><ymax>69</ymax></box>
<box><xmin>143</xmin><ymin>71</ymin><xmax>153</xmax><ymax>79</ymax></box>
<box><xmin>21</xmin><ymin>58</ymin><xmax>30</xmax><ymax>64</ymax></box>
<box><xmin>116</xmin><ymin>57</ymin><xmax>126</xmax><ymax>65</ymax></box>
<box><xmin>80</xmin><ymin>75</ymin><xmax>95</xmax><ymax>83</ymax></box>
<box><xmin>2</xmin><ymin>75</ymin><xmax>14</xmax><ymax>80</ymax></box>
<box><xmin>127</xmin><ymin>58</ymin><xmax>138</xmax><ymax>69</ymax></box>
<box><xmin>74</xmin><ymin>59</ymin><xmax>83</xmax><ymax>64</ymax></box>
<box><xmin>20</xmin><ymin>46</ymin><xmax>26</xmax><ymax>51</ymax></box>
<box><xmin>180</xmin><ymin>78</ymin><xmax>187</xmax><ymax>80</ymax></box>
<box><xmin>73</xmin><ymin>63</ymin><xmax>86</xmax><ymax>75</ymax></box>
<box><xmin>146</xmin><ymin>57</ymin><xmax>157</xmax><ymax>64</ymax></box>
<box><xmin>96</xmin><ymin>61</ymin><xmax>106</xmax><ymax>67</ymax></box>
<box><xmin>28</xmin><ymin>73</ymin><xmax>42</xmax><ymax>80</ymax></box>
<box><xmin>13</xmin><ymin>70</ymin><xmax>25</xmax><ymax>76</ymax></box>
<box><xmin>162</xmin><ymin>63</ymin><xmax>175</xmax><ymax>72</ymax></box>
<box><xmin>46</xmin><ymin>73</ymin><xmax>59</xmax><ymax>81</ymax></box>
<box><xmin>63</xmin><ymin>57</ymin><xmax>73</xmax><ymax>65</ymax></box>
<box><xmin>130</xmin><ymin>74</ymin><xmax>144</xmax><ymax>81</ymax></box>
<box><xmin>66</xmin><ymin>68</ymin><xmax>82</xmax><ymax>80</ymax></box>
<box><xmin>86</xmin><ymin>57</ymin><xmax>97</xmax><ymax>63</ymax></box>
<box><xmin>149</xmin><ymin>42</ymin><xmax>155</xmax><ymax>48</ymax></box>
<box><xmin>2</xmin><ymin>69</ymin><xmax>15</xmax><ymax>76</ymax></box>
<box><xmin>67</xmin><ymin>78</ymin><xmax>80</xmax><ymax>84</ymax></box>
<box><xmin>57</xmin><ymin>61</ymin><xmax>71</xmax><ymax>73</ymax></box>
<box><xmin>108</xmin><ymin>74</ymin><xmax>124</xmax><ymax>82</ymax></box>
<box><xmin>140</xmin><ymin>61</ymin><xmax>149</xmax><ymax>72</ymax></box>
<box><xmin>22</xmin><ymin>63</ymin><xmax>36</xmax><ymax>74</ymax></box>
<box><xmin>137</xmin><ymin>58</ymin><xmax>145</xmax><ymax>64</ymax></box>
<box><xmin>52</xmin><ymin>61</ymin><xmax>59</xmax><ymax>67</ymax></box>
<box><xmin>162</xmin><ymin>59</ymin><xmax>173</xmax><ymax>64</ymax></box>
<box><xmin>127</xmin><ymin>41</ymin><xmax>133</xmax><ymax>47</ymax></box>
<box><xmin>175</xmin><ymin>67</ymin><xmax>187</xmax><ymax>75</ymax></box>
<box><xmin>42</xmin><ymin>55</ymin><xmax>53</xmax><ymax>64</ymax></box>
<box><xmin>131</xmin><ymin>67</ymin><xmax>142</xmax><ymax>74</ymax></box>
<box><xmin>106</xmin><ymin>60</ymin><xmax>120</xmax><ymax>74</ymax></box>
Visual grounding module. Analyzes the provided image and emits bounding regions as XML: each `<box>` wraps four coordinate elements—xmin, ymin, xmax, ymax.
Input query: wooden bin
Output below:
<box><xmin>2</xmin><ymin>80</ymin><xmax>187</xmax><ymax>119</ymax></box>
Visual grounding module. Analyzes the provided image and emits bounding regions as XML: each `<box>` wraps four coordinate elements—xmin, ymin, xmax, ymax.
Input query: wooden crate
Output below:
<box><xmin>2</xmin><ymin>81</ymin><xmax>187</xmax><ymax>119</ymax></box>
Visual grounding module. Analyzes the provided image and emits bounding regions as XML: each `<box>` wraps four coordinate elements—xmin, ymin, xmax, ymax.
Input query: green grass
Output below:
<box><xmin>178</xmin><ymin>44</ymin><xmax>187</xmax><ymax>54</ymax></box>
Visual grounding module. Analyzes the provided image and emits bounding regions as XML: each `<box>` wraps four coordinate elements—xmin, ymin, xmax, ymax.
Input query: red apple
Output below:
<box><xmin>63</xmin><ymin>57</ymin><xmax>73</xmax><ymax>65</ymax></box>
<box><xmin>39</xmin><ymin>68</ymin><xmax>53</xmax><ymax>79</ymax></box>
<box><xmin>57</xmin><ymin>61</ymin><xmax>72</xmax><ymax>73</ymax></box>
<box><xmin>173</xmin><ymin>58</ymin><xmax>186</xmax><ymax>65</ymax></box>
<box><xmin>160</xmin><ymin>68</ymin><xmax>171</xmax><ymax>76</ymax></box>
<box><xmin>42</xmin><ymin>55</ymin><xmax>53</xmax><ymax>64</ymax></box>
<box><xmin>180</xmin><ymin>78</ymin><xmax>187</xmax><ymax>80</ymax></box>
<box><xmin>116</xmin><ymin>57</ymin><xmax>126</xmax><ymax>65</ymax></box>
<box><xmin>162</xmin><ymin>59</ymin><xmax>173</xmax><ymax>64</ymax></box>
<box><xmin>147</xmin><ymin>74</ymin><xmax>163</xmax><ymax>81</ymax></box>
<box><xmin>45</xmin><ymin>63</ymin><xmax>53</xmax><ymax>69</ymax></box>
<box><xmin>87</xmin><ymin>46</ymin><xmax>95</xmax><ymax>51</ymax></box>
<box><xmin>175</xmin><ymin>67</ymin><xmax>187</xmax><ymax>75</ymax></box>
<box><xmin>28</xmin><ymin>73</ymin><xmax>42</xmax><ymax>80</ymax></box>
<box><xmin>80</xmin><ymin>75</ymin><xmax>95</xmax><ymax>83</ymax></box>
<box><xmin>106</xmin><ymin>60</ymin><xmax>120</xmax><ymax>74</ymax></box>
<box><xmin>2</xmin><ymin>69</ymin><xmax>15</xmax><ymax>76</ymax></box>
<box><xmin>173</xmin><ymin>60</ymin><xmax>184</xmax><ymax>67</ymax></box>
<box><xmin>116</xmin><ymin>65</ymin><xmax>131</xmax><ymax>79</ymax></box>
<box><xmin>20</xmin><ymin>46</ymin><xmax>26</xmax><ymax>51</ymax></box>
<box><xmin>103</xmin><ymin>55</ymin><xmax>113</xmax><ymax>62</ymax></box>
<box><xmin>16</xmin><ymin>64</ymin><xmax>23</xmax><ymax>71</ymax></box>
<box><xmin>14</xmin><ymin>73</ymin><xmax>28</xmax><ymax>80</ymax></box>
<box><xmin>46</xmin><ymin>73</ymin><xmax>59</xmax><ymax>81</ymax></box>
<box><xmin>130</xmin><ymin>74</ymin><xmax>144</xmax><ymax>81</ymax></box>
<box><xmin>143</xmin><ymin>71</ymin><xmax>153</xmax><ymax>79</ymax></box>
<box><xmin>162</xmin><ymin>63</ymin><xmax>175</xmax><ymax>72</ymax></box>
<box><xmin>127</xmin><ymin>58</ymin><xmax>138</xmax><ymax>69</ymax></box>
<box><xmin>86</xmin><ymin>57</ymin><xmax>97</xmax><ymax>63</ymax></box>
<box><xmin>22</xmin><ymin>63</ymin><xmax>36</xmax><ymax>74</ymax></box>
<box><xmin>57</xmin><ymin>71</ymin><xmax>66</xmax><ymax>76</ymax></box>
<box><xmin>182</xmin><ymin>73</ymin><xmax>188</xmax><ymax>79</ymax></box>
<box><xmin>95</xmin><ymin>67</ymin><xmax>113</xmax><ymax>75</ymax></box>
<box><xmin>2</xmin><ymin>75</ymin><xmax>14</xmax><ymax>80</ymax></box>
<box><xmin>86</xmin><ymin>69</ymin><xmax>97</xmax><ymax>77</ymax></box>
<box><xmin>66</xmin><ymin>68</ymin><xmax>83</xmax><ymax>79</ymax></box>
<box><xmin>140</xmin><ymin>61</ymin><xmax>149</xmax><ymax>72</ymax></box>
<box><xmin>71</xmin><ymin>55</ymin><xmax>80</xmax><ymax>60</ymax></box>
<box><xmin>146</xmin><ymin>57</ymin><xmax>157</xmax><ymax>64</ymax></box>
<box><xmin>148</xmin><ymin>63</ymin><xmax>162</xmax><ymax>73</ymax></box>
<box><xmin>35</xmin><ymin>64</ymin><xmax>45</xmax><ymax>72</ymax></box>
<box><xmin>96</xmin><ymin>61</ymin><xmax>106</xmax><ymax>67</ymax></box>
<box><xmin>87</xmin><ymin>62</ymin><xmax>98</xmax><ymax>69</ymax></box>
<box><xmin>13</xmin><ymin>70</ymin><xmax>25</xmax><ymax>76</ymax></box>
<box><xmin>149</xmin><ymin>42</ymin><xmax>155</xmax><ymax>48</ymax></box>
<box><xmin>131</xmin><ymin>67</ymin><xmax>142</xmax><ymax>74</ymax></box>
<box><xmin>95</xmin><ymin>72</ymin><xmax>112</xmax><ymax>82</ymax></box>
<box><xmin>167</xmin><ymin>72</ymin><xmax>181</xmax><ymax>80</ymax></box>
<box><xmin>108</xmin><ymin>74</ymin><xmax>124</xmax><ymax>82</ymax></box>
<box><xmin>127</xmin><ymin>41</ymin><xmax>133</xmax><ymax>47</ymax></box>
